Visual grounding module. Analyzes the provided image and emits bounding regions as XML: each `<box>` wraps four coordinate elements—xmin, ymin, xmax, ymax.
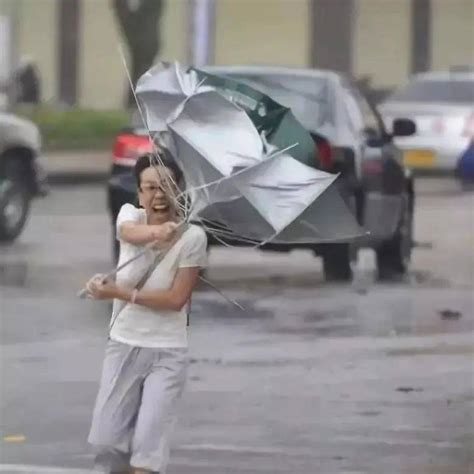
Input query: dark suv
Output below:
<box><xmin>108</xmin><ymin>66</ymin><xmax>416</xmax><ymax>281</ymax></box>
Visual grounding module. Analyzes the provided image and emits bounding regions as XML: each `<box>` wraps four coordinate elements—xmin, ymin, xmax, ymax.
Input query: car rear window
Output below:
<box><xmin>389</xmin><ymin>79</ymin><xmax>474</xmax><ymax>104</ymax></box>
<box><xmin>223</xmin><ymin>73</ymin><xmax>334</xmax><ymax>131</ymax></box>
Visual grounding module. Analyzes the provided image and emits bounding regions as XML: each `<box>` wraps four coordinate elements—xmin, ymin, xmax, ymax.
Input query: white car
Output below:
<box><xmin>0</xmin><ymin>112</ymin><xmax>47</xmax><ymax>241</ymax></box>
<box><xmin>380</xmin><ymin>70</ymin><xmax>474</xmax><ymax>171</ymax></box>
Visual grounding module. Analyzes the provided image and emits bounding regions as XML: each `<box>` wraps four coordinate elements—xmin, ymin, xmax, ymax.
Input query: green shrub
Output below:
<box><xmin>14</xmin><ymin>106</ymin><xmax>130</xmax><ymax>151</ymax></box>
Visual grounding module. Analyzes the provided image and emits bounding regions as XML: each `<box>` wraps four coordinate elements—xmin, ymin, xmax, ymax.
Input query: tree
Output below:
<box><xmin>58</xmin><ymin>0</ymin><xmax>81</xmax><ymax>105</ymax></box>
<box><xmin>112</xmin><ymin>0</ymin><xmax>164</xmax><ymax>107</ymax></box>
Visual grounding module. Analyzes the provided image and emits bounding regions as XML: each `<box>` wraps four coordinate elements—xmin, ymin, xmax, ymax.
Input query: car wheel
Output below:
<box><xmin>376</xmin><ymin>193</ymin><xmax>413</xmax><ymax>280</ymax></box>
<box><xmin>321</xmin><ymin>191</ymin><xmax>358</xmax><ymax>282</ymax></box>
<box><xmin>322</xmin><ymin>243</ymin><xmax>353</xmax><ymax>281</ymax></box>
<box><xmin>0</xmin><ymin>176</ymin><xmax>30</xmax><ymax>242</ymax></box>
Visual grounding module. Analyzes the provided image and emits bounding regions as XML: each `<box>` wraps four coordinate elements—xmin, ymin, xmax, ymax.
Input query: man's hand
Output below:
<box><xmin>150</xmin><ymin>221</ymin><xmax>178</xmax><ymax>242</ymax></box>
<box><xmin>119</xmin><ymin>220</ymin><xmax>179</xmax><ymax>245</ymax></box>
<box><xmin>86</xmin><ymin>274</ymin><xmax>118</xmax><ymax>300</ymax></box>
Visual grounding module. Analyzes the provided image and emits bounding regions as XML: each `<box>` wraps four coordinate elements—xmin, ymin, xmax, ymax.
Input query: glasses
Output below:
<box><xmin>140</xmin><ymin>184</ymin><xmax>162</xmax><ymax>194</ymax></box>
<box><xmin>139</xmin><ymin>181</ymin><xmax>176</xmax><ymax>195</ymax></box>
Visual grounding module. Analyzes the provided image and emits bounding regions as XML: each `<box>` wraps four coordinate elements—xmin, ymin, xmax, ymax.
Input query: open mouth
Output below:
<box><xmin>152</xmin><ymin>202</ymin><xmax>170</xmax><ymax>212</ymax></box>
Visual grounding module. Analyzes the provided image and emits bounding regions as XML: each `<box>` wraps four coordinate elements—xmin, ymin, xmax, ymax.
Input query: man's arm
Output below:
<box><xmin>119</xmin><ymin>221</ymin><xmax>178</xmax><ymax>245</ymax></box>
<box><xmin>114</xmin><ymin>266</ymin><xmax>200</xmax><ymax>311</ymax></box>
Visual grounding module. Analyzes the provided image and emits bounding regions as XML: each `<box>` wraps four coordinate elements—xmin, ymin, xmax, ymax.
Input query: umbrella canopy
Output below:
<box><xmin>135</xmin><ymin>61</ymin><xmax>365</xmax><ymax>245</ymax></box>
<box><xmin>191</xmin><ymin>68</ymin><xmax>317</xmax><ymax>168</ymax></box>
<box><xmin>168</xmin><ymin>90</ymin><xmax>264</xmax><ymax>177</ymax></box>
<box><xmin>188</xmin><ymin>151</ymin><xmax>363</xmax><ymax>244</ymax></box>
<box><xmin>135</xmin><ymin>61</ymin><xmax>213</xmax><ymax>132</ymax></box>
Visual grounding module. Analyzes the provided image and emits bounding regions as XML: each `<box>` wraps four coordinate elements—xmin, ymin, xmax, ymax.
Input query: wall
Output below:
<box><xmin>353</xmin><ymin>0</ymin><xmax>411</xmax><ymax>87</ymax></box>
<box><xmin>214</xmin><ymin>0</ymin><xmax>310</xmax><ymax>67</ymax></box>
<box><xmin>10</xmin><ymin>0</ymin><xmax>474</xmax><ymax>108</ymax></box>
<box><xmin>17</xmin><ymin>0</ymin><xmax>57</xmax><ymax>103</ymax></box>
<box><xmin>431</xmin><ymin>0</ymin><xmax>474</xmax><ymax>71</ymax></box>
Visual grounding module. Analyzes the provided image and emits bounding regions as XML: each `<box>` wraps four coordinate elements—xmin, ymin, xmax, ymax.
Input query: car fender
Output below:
<box><xmin>0</xmin><ymin>113</ymin><xmax>41</xmax><ymax>155</ymax></box>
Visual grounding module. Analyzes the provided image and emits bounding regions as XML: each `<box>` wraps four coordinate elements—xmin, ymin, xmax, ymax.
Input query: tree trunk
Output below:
<box><xmin>58</xmin><ymin>0</ymin><xmax>81</xmax><ymax>105</ymax></box>
<box><xmin>112</xmin><ymin>0</ymin><xmax>164</xmax><ymax>107</ymax></box>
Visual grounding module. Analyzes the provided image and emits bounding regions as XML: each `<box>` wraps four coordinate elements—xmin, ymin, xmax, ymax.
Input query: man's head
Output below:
<box><xmin>134</xmin><ymin>152</ymin><xmax>182</xmax><ymax>224</ymax></box>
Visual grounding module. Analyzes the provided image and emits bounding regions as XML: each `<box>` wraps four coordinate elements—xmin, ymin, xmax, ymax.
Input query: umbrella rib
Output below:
<box><xmin>196</xmin><ymin>219</ymin><xmax>262</xmax><ymax>246</ymax></box>
<box><xmin>118</xmin><ymin>45</ymin><xmax>184</xmax><ymax>216</ymax></box>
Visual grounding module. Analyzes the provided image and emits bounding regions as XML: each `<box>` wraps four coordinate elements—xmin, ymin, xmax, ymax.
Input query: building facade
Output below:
<box><xmin>1</xmin><ymin>0</ymin><xmax>473</xmax><ymax>109</ymax></box>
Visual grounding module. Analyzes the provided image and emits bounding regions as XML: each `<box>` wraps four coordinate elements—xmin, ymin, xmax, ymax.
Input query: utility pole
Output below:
<box><xmin>187</xmin><ymin>0</ymin><xmax>216</xmax><ymax>66</ymax></box>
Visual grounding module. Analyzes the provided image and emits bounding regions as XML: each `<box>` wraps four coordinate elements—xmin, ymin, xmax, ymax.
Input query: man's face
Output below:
<box><xmin>138</xmin><ymin>165</ymin><xmax>177</xmax><ymax>223</ymax></box>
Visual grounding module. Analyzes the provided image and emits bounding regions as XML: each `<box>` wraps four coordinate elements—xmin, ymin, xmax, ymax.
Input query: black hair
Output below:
<box><xmin>134</xmin><ymin>151</ymin><xmax>183</xmax><ymax>189</ymax></box>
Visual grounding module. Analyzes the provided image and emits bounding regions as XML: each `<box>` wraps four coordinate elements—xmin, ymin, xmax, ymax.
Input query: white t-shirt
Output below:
<box><xmin>109</xmin><ymin>204</ymin><xmax>208</xmax><ymax>348</ymax></box>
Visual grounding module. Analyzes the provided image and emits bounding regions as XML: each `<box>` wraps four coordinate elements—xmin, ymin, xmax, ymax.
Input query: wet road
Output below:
<box><xmin>0</xmin><ymin>177</ymin><xmax>473</xmax><ymax>474</ymax></box>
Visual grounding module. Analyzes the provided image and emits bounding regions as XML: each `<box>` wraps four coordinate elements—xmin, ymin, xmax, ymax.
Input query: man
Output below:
<box><xmin>86</xmin><ymin>153</ymin><xmax>207</xmax><ymax>474</ymax></box>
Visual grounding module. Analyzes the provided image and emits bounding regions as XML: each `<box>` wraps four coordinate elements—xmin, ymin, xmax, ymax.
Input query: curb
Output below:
<box><xmin>47</xmin><ymin>172</ymin><xmax>108</xmax><ymax>186</ymax></box>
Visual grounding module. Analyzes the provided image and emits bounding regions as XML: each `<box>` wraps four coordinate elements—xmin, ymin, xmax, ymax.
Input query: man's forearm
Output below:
<box><xmin>119</xmin><ymin>224</ymin><xmax>158</xmax><ymax>245</ymax></box>
<box><xmin>114</xmin><ymin>286</ymin><xmax>183</xmax><ymax>312</ymax></box>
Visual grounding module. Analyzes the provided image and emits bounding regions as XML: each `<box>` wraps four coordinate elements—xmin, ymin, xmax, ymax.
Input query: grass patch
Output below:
<box><xmin>14</xmin><ymin>106</ymin><xmax>130</xmax><ymax>151</ymax></box>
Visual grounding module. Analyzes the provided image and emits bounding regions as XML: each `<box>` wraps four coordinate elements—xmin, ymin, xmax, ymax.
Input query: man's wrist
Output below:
<box><xmin>151</xmin><ymin>229</ymin><xmax>160</xmax><ymax>241</ymax></box>
<box><xmin>150</xmin><ymin>226</ymin><xmax>161</xmax><ymax>241</ymax></box>
<box><xmin>115</xmin><ymin>286</ymin><xmax>133</xmax><ymax>302</ymax></box>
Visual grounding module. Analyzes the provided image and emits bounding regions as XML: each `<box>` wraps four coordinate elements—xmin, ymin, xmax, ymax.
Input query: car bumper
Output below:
<box><xmin>394</xmin><ymin>136</ymin><xmax>470</xmax><ymax>170</ymax></box>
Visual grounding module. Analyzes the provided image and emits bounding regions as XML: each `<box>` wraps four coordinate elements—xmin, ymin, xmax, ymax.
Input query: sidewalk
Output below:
<box><xmin>45</xmin><ymin>150</ymin><xmax>110</xmax><ymax>184</ymax></box>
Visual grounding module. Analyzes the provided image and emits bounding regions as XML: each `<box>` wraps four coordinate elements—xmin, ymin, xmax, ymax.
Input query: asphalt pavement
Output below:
<box><xmin>0</xmin><ymin>176</ymin><xmax>473</xmax><ymax>474</ymax></box>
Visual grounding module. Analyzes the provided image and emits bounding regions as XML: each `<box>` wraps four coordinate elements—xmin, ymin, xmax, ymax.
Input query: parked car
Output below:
<box><xmin>0</xmin><ymin>112</ymin><xmax>47</xmax><ymax>241</ymax></box>
<box><xmin>380</xmin><ymin>69</ymin><xmax>474</xmax><ymax>171</ymax></box>
<box><xmin>108</xmin><ymin>66</ymin><xmax>416</xmax><ymax>280</ymax></box>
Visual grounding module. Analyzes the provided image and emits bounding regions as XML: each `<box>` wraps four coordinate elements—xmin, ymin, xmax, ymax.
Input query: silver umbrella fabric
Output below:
<box><xmin>135</xmin><ymin>61</ymin><xmax>213</xmax><ymax>132</ymax></box>
<box><xmin>167</xmin><ymin>90</ymin><xmax>266</xmax><ymax>215</ymax></box>
<box><xmin>168</xmin><ymin>90</ymin><xmax>264</xmax><ymax>176</ymax></box>
<box><xmin>190</xmin><ymin>151</ymin><xmax>363</xmax><ymax>244</ymax></box>
<box><xmin>135</xmin><ymin>61</ymin><xmax>365</xmax><ymax>244</ymax></box>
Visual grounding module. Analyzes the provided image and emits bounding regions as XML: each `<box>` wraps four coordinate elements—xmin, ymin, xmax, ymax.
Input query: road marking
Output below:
<box><xmin>0</xmin><ymin>466</ymin><xmax>98</xmax><ymax>473</ymax></box>
<box><xmin>177</xmin><ymin>436</ymin><xmax>463</xmax><ymax>454</ymax></box>
<box><xmin>177</xmin><ymin>443</ymin><xmax>318</xmax><ymax>456</ymax></box>
<box><xmin>2</xmin><ymin>435</ymin><xmax>26</xmax><ymax>443</ymax></box>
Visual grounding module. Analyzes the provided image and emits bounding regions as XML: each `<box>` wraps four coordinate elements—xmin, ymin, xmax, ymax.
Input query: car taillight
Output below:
<box><xmin>314</xmin><ymin>138</ymin><xmax>333</xmax><ymax>169</ymax></box>
<box><xmin>112</xmin><ymin>133</ymin><xmax>153</xmax><ymax>166</ymax></box>
<box><xmin>462</xmin><ymin>113</ymin><xmax>474</xmax><ymax>137</ymax></box>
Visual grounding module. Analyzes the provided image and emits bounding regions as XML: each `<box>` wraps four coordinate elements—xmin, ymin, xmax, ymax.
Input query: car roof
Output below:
<box><xmin>201</xmin><ymin>65</ymin><xmax>343</xmax><ymax>83</ymax></box>
<box><xmin>412</xmin><ymin>70</ymin><xmax>474</xmax><ymax>81</ymax></box>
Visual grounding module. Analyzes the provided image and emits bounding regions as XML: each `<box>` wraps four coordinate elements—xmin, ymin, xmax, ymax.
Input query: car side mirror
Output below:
<box><xmin>393</xmin><ymin>118</ymin><xmax>416</xmax><ymax>137</ymax></box>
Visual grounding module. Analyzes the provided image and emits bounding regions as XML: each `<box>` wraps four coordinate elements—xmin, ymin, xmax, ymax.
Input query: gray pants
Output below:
<box><xmin>88</xmin><ymin>339</ymin><xmax>188</xmax><ymax>473</ymax></box>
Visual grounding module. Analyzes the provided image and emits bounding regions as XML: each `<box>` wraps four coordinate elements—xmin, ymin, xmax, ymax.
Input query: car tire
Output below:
<box><xmin>321</xmin><ymin>190</ymin><xmax>358</xmax><ymax>282</ymax></box>
<box><xmin>322</xmin><ymin>243</ymin><xmax>353</xmax><ymax>281</ymax></box>
<box><xmin>0</xmin><ymin>163</ymin><xmax>31</xmax><ymax>242</ymax></box>
<box><xmin>376</xmin><ymin>193</ymin><xmax>413</xmax><ymax>280</ymax></box>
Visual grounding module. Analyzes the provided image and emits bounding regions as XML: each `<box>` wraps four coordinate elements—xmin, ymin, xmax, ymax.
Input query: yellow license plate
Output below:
<box><xmin>403</xmin><ymin>150</ymin><xmax>434</xmax><ymax>167</ymax></box>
